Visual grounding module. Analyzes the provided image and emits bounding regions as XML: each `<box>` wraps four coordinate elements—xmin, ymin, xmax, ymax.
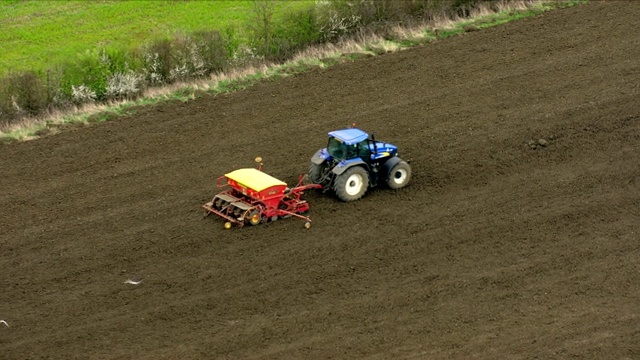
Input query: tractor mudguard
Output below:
<box><xmin>332</xmin><ymin>158</ymin><xmax>367</xmax><ymax>176</ymax></box>
<box><xmin>381</xmin><ymin>156</ymin><xmax>402</xmax><ymax>177</ymax></box>
<box><xmin>311</xmin><ymin>149</ymin><xmax>330</xmax><ymax>165</ymax></box>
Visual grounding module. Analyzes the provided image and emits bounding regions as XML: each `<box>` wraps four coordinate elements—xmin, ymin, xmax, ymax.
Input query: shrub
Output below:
<box><xmin>229</xmin><ymin>45</ymin><xmax>264</xmax><ymax>68</ymax></box>
<box><xmin>106</xmin><ymin>70</ymin><xmax>144</xmax><ymax>101</ymax></box>
<box><xmin>191</xmin><ymin>30</ymin><xmax>229</xmax><ymax>76</ymax></box>
<box><xmin>44</xmin><ymin>67</ymin><xmax>69</xmax><ymax>109</ymax></box>
<box><xmin>269</xmin><ymin>6</ymin><xmax>321</xmax><ymax>61</ymax></box>
<box><xmin>0</xmin><ymin>71</ymin><xmax>46</xmax><ymax>120</ymax></box>
<box><xmin>60</xmin><ymin>49</ymin><xmax>111</xmax><ymax>101</ymax></box>
<box><xmin>70</xmin><ymin>84</ymin><xmax>97</xmax><ymax>104</ymax></box>
<box><xmin>314</xmin><ymin>1</ymin><xmax>360</xmax><ymax>42</ymax></box>
<box><xmin>247</xmin><ymin>0</ymin><xmax>277</xmax><ymax>58</ymax></box>
<box><xmin>453</xmin><ymin>0</ymin><xmax>479</xmax><ymax>17</ymax></box>
<box><xmin>0</xmin><ymin>77</ymin><xmax>18</xmax><ymax>123</ymax></box>
<box><xmin>143</xmin><ymin>39</ymin><xmax>174</xmax><ymax>86</ymax></box>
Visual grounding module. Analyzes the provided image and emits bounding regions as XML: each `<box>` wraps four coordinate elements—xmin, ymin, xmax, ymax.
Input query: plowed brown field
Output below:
<box><xmin>1</xmin><ymin>2</ymin><xmax>639</xmax><ymax>359</ymax></box>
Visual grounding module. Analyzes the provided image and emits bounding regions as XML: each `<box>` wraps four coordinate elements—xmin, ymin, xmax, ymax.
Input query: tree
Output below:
<box><xmin>249</xmin><ymin>0</ymin><xmax>276</xmax><ymax>57</ymax></box>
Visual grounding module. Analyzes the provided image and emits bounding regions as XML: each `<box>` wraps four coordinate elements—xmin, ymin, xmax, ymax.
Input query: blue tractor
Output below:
<box><xmin>308</xmin><ymin>127</ymin><xmax>411</xmax><ymax>201</ymax></box>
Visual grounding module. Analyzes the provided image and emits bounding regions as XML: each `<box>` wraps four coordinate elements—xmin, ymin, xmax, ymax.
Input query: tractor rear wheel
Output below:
<box><xmin>309</xmin><ymin>162</ymin><xmax>329</xmax><ymax>185</ymax></box>
<box><xmin>334</xmin><ymin>166</ymin><xmax>369</xmax><ymax>202</ymax></box>
<box><xmin>386</xmin><ymin>160</ymin><xmax>411</xmax><ymax>189</ymax></box>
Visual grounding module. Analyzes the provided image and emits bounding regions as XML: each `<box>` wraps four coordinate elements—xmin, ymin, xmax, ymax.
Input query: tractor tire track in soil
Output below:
<box><xmin>1</xmin><ymin>2</ymin><xmax>639</xmax><ymax>359</ymax></box>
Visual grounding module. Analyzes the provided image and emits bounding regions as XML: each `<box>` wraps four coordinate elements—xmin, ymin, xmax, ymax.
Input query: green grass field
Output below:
<box><xmin>0</xmin><ymin>0</ymin><xmax>312</xmax><ymax>76</ymax></box>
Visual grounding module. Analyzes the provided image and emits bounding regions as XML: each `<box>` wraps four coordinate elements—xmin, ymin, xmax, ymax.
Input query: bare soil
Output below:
<box><xmin>1</xmin><ymin>2</ymin><xmax>639</xmax><ymax>359</ymax></box>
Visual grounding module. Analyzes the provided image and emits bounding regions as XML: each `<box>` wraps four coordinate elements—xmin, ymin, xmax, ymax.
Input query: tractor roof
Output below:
<box><xmin>328</xmin><ymin>128</ymin><xmax>369</xmax><ymax>145</ymax></box>
<box><xmin>225</xmin><ymin>168</ymin><xmax>287</xmax><ymax>192</ymax></box>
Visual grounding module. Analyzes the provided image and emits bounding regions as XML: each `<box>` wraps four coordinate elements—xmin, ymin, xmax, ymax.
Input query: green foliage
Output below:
<box><xmin>556</xmin><ymin>0</ymin><xmax>589</xmax><ymax>7</ymax></box>
<box><xmin>0</xmin><ymin>71</ymin><xmax>45</xmax><ymax>122</ymax></box>
<box><xmin>313</xmin><ymin>0</ymin><xmax>361</xmax><ymax>42</ymax></box>
<box><xmin>453</xmin><ymin>0</ymin><xmax>478</xmax><ymax>17</ymax></box>
<box><xmin>269</xmin><ymin>6</ymin><xmax>321</xmax><ymax>61</ymax></box>
<box><xmin>62</xmin><ymin>49</ymin><xmax>110</xmax><ymax>101</ymax></box>
<box><xmin>246</xmin><ymin>0</ymin><xmax>277</xmax><ymax>57</ymax></box>
<box><xmin>192</xmin><ymin>30</ymin><xmax>231</xmax><ymax>75</ymax></box>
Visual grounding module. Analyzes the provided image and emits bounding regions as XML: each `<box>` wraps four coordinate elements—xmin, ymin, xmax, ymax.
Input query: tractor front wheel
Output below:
<box><xmin>334</xmin><ymin>166</ymin><xmax>369</xmax><ymax>202</ymax></box>
<box><xmin>386</xmin><ymin>161</ymin><xmax>411</xmax><ymax>189</ymax></box>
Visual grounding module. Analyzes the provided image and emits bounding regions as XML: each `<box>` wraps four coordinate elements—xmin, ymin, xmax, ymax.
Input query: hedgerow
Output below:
<box><xmin>0</xmin><ymin>0</ymin><xmax>516</xmax><ymax>129</ymax></box>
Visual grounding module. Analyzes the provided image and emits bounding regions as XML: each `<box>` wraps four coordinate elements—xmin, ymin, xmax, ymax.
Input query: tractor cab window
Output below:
<box><xmin>327</xmin><ymin>137</ymin><xmax>347</xmax><ymax>160</ymax></box>
<box><xmin>346</xmin><ymin>144</ymin><xmax>358</xmax><ymax>159</ymax></box>
<box><xmin>357</xmin><ymin>140</ymin><xmax>371</xmax><ymax>160</ymax></box>
<box><xmin>328</xmin><ymin>137</ymin><xmax>358</xmax><ymax>160</ymax></box>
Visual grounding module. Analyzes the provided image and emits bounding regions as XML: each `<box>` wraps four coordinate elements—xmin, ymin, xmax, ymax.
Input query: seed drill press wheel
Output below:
<box><xmin>246</xmin><ymin>210</ymin><xmax>262</xmax><ymax>226</ymax></box>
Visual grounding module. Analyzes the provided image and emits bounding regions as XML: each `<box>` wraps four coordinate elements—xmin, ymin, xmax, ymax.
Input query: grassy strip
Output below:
<box><xmin>0</xmin><ymin>0</ymin><xmax>588</xmax><ymax>143</ymax></box>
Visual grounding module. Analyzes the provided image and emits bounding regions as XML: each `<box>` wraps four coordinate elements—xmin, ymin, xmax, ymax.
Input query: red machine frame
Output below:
<box><xmin>203</xmin><ymin>167</ymin><xmax>321</xmax><ymax>228</ymax></box>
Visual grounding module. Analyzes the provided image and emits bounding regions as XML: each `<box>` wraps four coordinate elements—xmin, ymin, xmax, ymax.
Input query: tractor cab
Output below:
<box><xmin>326</xmin><ymin>128</ymin><xmax>398</xmax><ymax>164</ymax></box>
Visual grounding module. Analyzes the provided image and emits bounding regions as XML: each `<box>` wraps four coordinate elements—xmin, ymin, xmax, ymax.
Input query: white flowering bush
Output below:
<box><xmin>169</xmin><ymin>64</ymin><xmax>190</xmax><ymax>82</ymax></box>
<box><xmin>230</xmin><ymin>45</ymin><xmax>264</xmax><ymax>68</ymax></box>
<box><xmin>168</xmin><ymin>37</ymin><xmax>200</xmax><ymax>81</ymax></box>
<box><xmin>106</xmin><ymin>70</ymin><xmax>144</xmax><ymax>100</ymax></box>
<box><xmin>10</xmin><ymin>96</ymin><xmax>23</xmax><ymax>116</ymax></box>
<box><xmin>71</xmin><ymin>84</ymin><xmax>96</xmax><ymax>104</ymax></box>
<box><xmin>315</xmin><ymin>0</ymin><xmax>361</xmax><ymax>42</ymax></box>
<box><xmin>143</xmin><ymin>52</ymin><xmax>164</xmax><ymax>85</ymax></box>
